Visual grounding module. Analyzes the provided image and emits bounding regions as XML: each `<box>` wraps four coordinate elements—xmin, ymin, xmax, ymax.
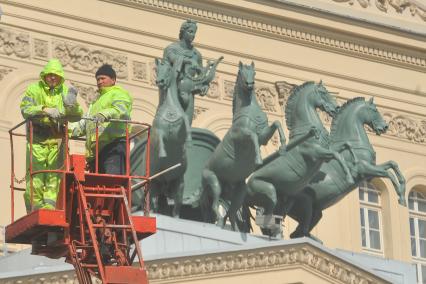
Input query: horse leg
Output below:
<box><xmin>247</xmin><ymin>176</ymin><xmax>277</xmax><ymax>215</ymax></box>
<box><xmin>289</xmin><ymin>192</ymin><xmax>314</xmax><ymax>239</ymax></box>
<box><xmin>359</xmin><ymin>160</ymin><xmax>406</xmax><ymax>206</ymax></box>
<box><xmin>258</xmin><ymin>121</ymin><xmax>286</xmax><ymax>150</ymax></box>
<box><xmin>157</xmin><ymin>130</ymin><xmax>167</xmax><ymax>158</ymax></box>
<box><xmin>307</xmin><ymin>144</ymin><xmax>354</xmax><ymax>184</ymax></box>
<box><xmin>171</xmin><ymin>178</ymin><xmax>184</xmax><ymax>218</ymax></box>
<box><xmin>229</xmin><ymin>181</ymin><xmax>248</xmax><ymax>232</ymax></box>
<box><xmin>202</xmin><ymin>169</ymin><xmax>222</xmax><ymax>224</ymax></box>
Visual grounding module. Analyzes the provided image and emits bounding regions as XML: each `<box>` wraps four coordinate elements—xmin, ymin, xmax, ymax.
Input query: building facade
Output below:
<box><xmin>0</xmin><ymin>0</ymin><xmax>425</xmax><ymax>283</ymax></box>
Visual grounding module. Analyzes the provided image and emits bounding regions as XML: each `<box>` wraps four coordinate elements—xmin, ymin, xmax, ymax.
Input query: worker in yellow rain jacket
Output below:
<box><xmin>20</xmin><ymin>58</ymin><xmax>83</xmax><ymax>212</ymax></box>
<box><xmin>70</xmin><ymin>64</ymin><xmax>133</xmax><ymax>175</ymax></box>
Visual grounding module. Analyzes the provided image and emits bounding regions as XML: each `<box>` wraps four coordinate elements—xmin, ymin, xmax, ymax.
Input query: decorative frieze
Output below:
<box><xmin>112</xmin><ymin>0</ymin><xmax>426</xmax><ymax>70</ymax></box>
<box><xmin>383</xmin><ymin>112</ymin><xmax>426</xmax><ymax>144</ymax></box>
<box><xmin>206</xmin><ymin>76</ymin><xmax>220</xmax><ymax>99</ymax></box>
<box><xmin>332</xmin><ymin>0</ymin><xmax>426</xmax><ymax>21</ymax></box>
<box><xmin>193</xmin><ymin>106</ymin><xmax>208</xmax><ymax>121</ymax></box>
<box><xmin>0</xmin><ymin>27</ymin><xmax>30</xmax><ymax>59</ymax></box>
<box><xmin>33</xmin><ymin>38</ymin><xmax>49</xmax><ymax>59</ymax></box>
<box><xmin>0</xmin><ymin>66</ymin><xmax>13</xmax><ymax>81</ymax></box>
<box><xmin>146</xmin><ymin>244</ymin><xmax>386</xmax><ymax>283</ymax></box>
<box><xmin>275</xmin><ymin>81</ymin><xmax>296</xmax><ymax>108</ymax></box>
<box><xmin>53</xmin><ymin>40</ymin><xmax>128</xmax><ymax>79</ymax></box>
<box><xmin>69</xmin><ymin>81</ymin><xmax>98</xmax><ymax>107</ymax></box>
<box><xmin>133</xmin><ymin>60</ymin><xmax>148</xmax><ymax>81</ymax></box>
<box><xmin>223</xmin><ymin>80</ymin><xmax>235</xmax><ymax>100</ymax></box>
<box><xmin>256</xmin><ymin>86</ymin><xmax>278</xmax><ymax>112</ymax></box>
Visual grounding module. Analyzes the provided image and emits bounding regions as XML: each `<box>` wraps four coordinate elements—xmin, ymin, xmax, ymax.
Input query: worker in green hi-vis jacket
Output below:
<box><xmin>20</xmin><ymin>58</ymin><xmax>83</xmax><ymax>212</ymax></box>
<box><xmin>70</xmin><ymin>64</ymin><xmax>133</xmax><ymax>175</ymax></box>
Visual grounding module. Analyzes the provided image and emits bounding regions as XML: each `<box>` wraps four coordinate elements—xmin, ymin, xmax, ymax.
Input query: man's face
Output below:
<box><xmin>44</xmin><ymin>73</ymin><xmax>61</xmax><ymax>88</ymax></box>
<box><xmin>183</xmin><ymin>26</ymin><xmax>197</xmax><ymax>43</ymax></box>
<box><xmin>96</xmin><ymin>75</ymin><xmax>116</xmax><ymax>90</ymax></box>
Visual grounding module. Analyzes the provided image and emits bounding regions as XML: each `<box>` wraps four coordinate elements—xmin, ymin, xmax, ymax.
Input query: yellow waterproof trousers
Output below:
<box><xmin>24</xmin><ymin>142</ymin><xmax>63</xmax><ymax>212</ymax></box>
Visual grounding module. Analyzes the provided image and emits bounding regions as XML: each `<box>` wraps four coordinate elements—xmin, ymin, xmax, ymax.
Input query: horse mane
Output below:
<box><xmin>232</xmin><ymin>68</ymin><xmax>241</xmax><ymax>117</ymax></box>
<box><xmin>330</xmin><ymin>97</ymin><xmax>365</xmax><ymax>139</ymax></box>
<box><xmin>285</xmin><ymin>81</ymin><xmax>315</xmax><ymax>130</ymax></box>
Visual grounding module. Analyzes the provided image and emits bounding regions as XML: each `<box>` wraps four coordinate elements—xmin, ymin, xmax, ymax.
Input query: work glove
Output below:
<box><xmin>63</xmin><ymin>86</ymin><xmax>78</xmax><ymax>107</ymax></box>
<box><xmin>93</xmin><ymin>113</ymin><xmax>106</xmax><ymax>124</ymax></box>
<box><xmin>43</xmin><ymin>107</ymin><xmax>61</xmax><ymax>119</ymax></box>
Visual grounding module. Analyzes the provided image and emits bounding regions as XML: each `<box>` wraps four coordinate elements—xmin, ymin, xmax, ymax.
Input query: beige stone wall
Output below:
<box><xmin>0</xmin><ymin>0</ymin><xmax>424</xmax><ymax>267</ymax></box>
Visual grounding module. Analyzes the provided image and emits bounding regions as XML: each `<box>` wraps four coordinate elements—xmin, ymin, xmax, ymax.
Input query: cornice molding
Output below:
<box><xmin>103</xmin><ymin>0</ymin><xmax>426</xmax><ymax>72</ymax></box>
<box><xmin>0</xmin><ymin>243</ymin><xmax>390</xmax><ymax>283</ymax></box>
<box><xmin>147</xmin><ymin>243</ymin><xmax>388</xmax><ymax>283</ymax></box>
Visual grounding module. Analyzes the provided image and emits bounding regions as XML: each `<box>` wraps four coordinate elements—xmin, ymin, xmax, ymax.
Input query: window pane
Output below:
<box><xmin>368</xmin><ymin>210</ymin><xmax>380</xmax><ymax>229</ymax></box>
<box><xmin>368</xmin><ymin>191</ymin><xmax>379</xmax><ymax>203</ymax></box>
<box><xmin>410</xmin><ymin>217</ymin><xmax>415</xmax><ymax>236</ymax></box>
<box><xmin>419</xmin><ymin>220</ymin><xmax>426</xmax><ymax>238</ymax></box>
<box><xmin>420</xmin><ymin>239</ymin><xmax>426</xmax><ymax>258</ymax></box>
<box><xmin>369</xmin><ymin>230</ymin><xmax>381</xmax><ymax>250</ymax></box>
<box><xmin>422</xmin><ymin>264</ymin><xmax>426</xmax><ymax>283</ymax></box>
<box><xmin>408</xmin><ymin>191</ymin><xmax>415</xmax><ymax>210</ymax></box>
<box><xmin>360</xmin><ymin>208</ymin><xmax>365</xmax><ymax>227</ymax></box>
<box><xmin>361</xmin><ymin>228</ymin><xmax>366</xmax><ymax>247</ymax></box>
<box><xmin>419</xmin><ymin>200</ymin><xmax>426</xmax><ymax>213</ymax></box>
<box><xmin>359</xmin><ymin>189</ymin><xmax>364</xmax><ymax>201</ymax></box>
<box><xmin>411</xmin><ymin>237</ymin><xmax>417</xmax><ymax>257</ymax></box>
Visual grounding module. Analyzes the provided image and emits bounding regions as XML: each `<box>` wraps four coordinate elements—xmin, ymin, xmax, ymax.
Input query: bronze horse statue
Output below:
<box><xmin>201</xmin><ymin>61</ymin><xmax>286</xmax><ymax>230</ymax></box>
<box><xmin>246</xmin><ymin>81</ymin><xmax>354</xmax><ymax>227</ymax></box>
<box><xmin>287</xmin><ymin>97</ymin><xmax>406</xmax><ymax>239</ymax></box>
<box><xmin>149</xmin><ymin>58</ymin><xmax>192</xmax><ymax>217</ymax></box>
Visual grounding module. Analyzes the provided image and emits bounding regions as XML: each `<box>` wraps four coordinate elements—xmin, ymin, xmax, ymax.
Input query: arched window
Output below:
<box><xmin>359</xmin><ymin>181</ymin><xmax>383</xmax><ymax>254</ymax></box>
<box><xmin>409</xmin><ymin>190</ymin><xmax>426</xmax><ymax>284</ymax></box>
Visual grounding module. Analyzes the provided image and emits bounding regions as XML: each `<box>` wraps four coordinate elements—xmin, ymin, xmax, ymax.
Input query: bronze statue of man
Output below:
<box><xmin>163</xmin><ymin>19</ymin><xmax>203</xmax><ymax>81</ymax></box>
<box><xmin>162</xmin><ymin>19</ymin><xmax>222</xmax><ymax>125</ymax></box>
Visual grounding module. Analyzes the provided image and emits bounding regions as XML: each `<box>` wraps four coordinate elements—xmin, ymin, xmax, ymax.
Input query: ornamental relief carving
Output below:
<box><xmin>0</xmin><ymin>28</ymin><xmax>30</xmax><ymax>58</ymax></box>
<box><xmin>146</xmin><ymin>245</ymin><xmax>382</xmax><ymax>283</ymax></box>
<box><xmin>33</xmin><ymin>38</ymin><xmax>48</xmax><ymax>59</ymax></box>
<box><xmin>256</xmin><ymin>86</ymin><xmax>278</xmax><ymax>112</ymax></box>
<box><xmin>133</xmin><ymin>60</ymin><xmax>148</xmax><ymax>81</ymax></box>
<box><xmin>206</xmin><ymin>75</ymin><xmax>220</xmax><ymax>99</ymax></box>
<box><xmin>193</xmin><ymin>106</ymin><xmax>208</xmax><ymax>121</ymax></box>
<box><xmin>53</xmin><ymin>40</ymin><xmax>128</xmax><ymax>79</ymax></box>
<box><xmin>116</xmin><ymin>0</ymin><xmax>425</xmax><ymax>69</ymax></box>
<box><xmin>383</xmin><ymin>112</ymin><xmax>426</xmax><ymax>143</ymax></box>
<box><xmin>0</xmin><ymin>66</ymin><xmax>13</xmax><ymax>81</ymax></box>
<box><xmin>332</xmin><ymin>0</ymin><xmax>426</xmax><ymax>21</ymax></box>
<box><xmin>68</xmin><ymin>81</ymin><xmax>98</xmax><ymax>108</ymax></box>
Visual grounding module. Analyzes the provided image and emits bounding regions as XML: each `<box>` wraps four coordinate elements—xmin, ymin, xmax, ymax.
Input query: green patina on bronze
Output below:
<box><xmin>163</xmin><ymin>19</ymin><xmax>223</xmax><ymax>125</ymax></box>
<box><xmin>246</xmin><ymin>81</ymin><xmax>354</xmax><ymax>224</ymax></box>
<box><xmin>287</xmin><ymin>97</ymin><xmax>406</xmax><ymax>240</ymax></box>
<box><xmin>200</xmin><ymin>61</ymin><xmax>286</xmax><ymax>231</ymax></box>
<box><xmin>148</xmin><ymin>58</ymin><xmax>191</xmax><ymax>217</ymax></box>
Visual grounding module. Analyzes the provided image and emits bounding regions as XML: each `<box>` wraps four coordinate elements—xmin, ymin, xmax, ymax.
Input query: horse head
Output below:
<box><xmin>364</xmin><ymin>97</ymin><xmax>388</xmax><ymax>135</ymax></box>
<box><xmin>155</xmin><ymin>58</ymin><xmax>172</xmax><ymax>90</ymax></box>
<box><xmin>237</xmin><ymin>61</ymin><xmax>255</xmax><ymax>93</ymax></box>
<box><xmin>314</xmin><ymin>80</ymin><xmax>339</xmax><ymax>118</ymax></box>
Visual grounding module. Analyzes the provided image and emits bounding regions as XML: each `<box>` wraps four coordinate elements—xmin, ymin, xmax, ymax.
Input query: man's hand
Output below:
<box><xmin>63</xmin><ymin>86</ymin><xmax>78</xmax><ymax>107</ymax></box>
<box><xmin>93</xmin><ymin>113</ymin><xmax>106</xmax><ymax>124</ymax></box>
<box><xmin>43</xmin><ymin>107</ymin><xmax>61</xmax><ymax>119</ymax></box>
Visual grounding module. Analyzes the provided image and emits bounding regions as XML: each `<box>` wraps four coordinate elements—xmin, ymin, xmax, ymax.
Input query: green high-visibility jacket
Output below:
<box><xmin>70</xmin><ymin>85</ymin><xmax>133</xmax><ymax>160</ymax></box>
<box><xmin>20</xmin><ymin>59</ymin><xmax>83</xmax><ymax>143</ymax></box>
